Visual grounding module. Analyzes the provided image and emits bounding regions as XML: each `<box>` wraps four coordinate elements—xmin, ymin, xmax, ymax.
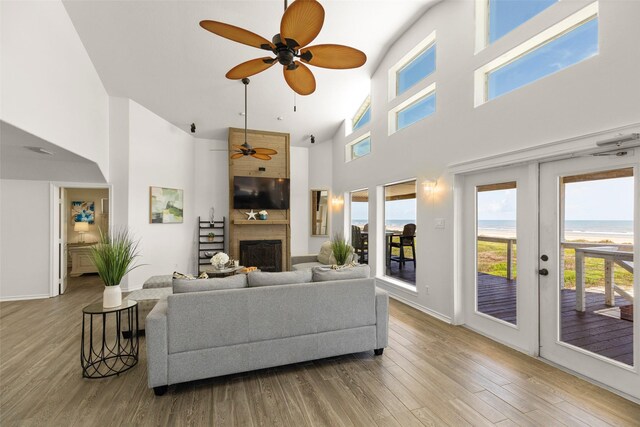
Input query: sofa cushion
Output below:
<box><xmin>312</xmin><ymin>264</ymin><xmax>371</xmax><ymax>282</ymax></box>
<box><xmin>317</xmin><ymin>241</ymin><xmax>334</xmax><ymax>264</ymax></box>
<box><xmin>247</xmin><ymin>270</ymin><xmax>312</xmax><ymax>287</ymax></box>
<box><xmin>143</xmin><ymin>274</ymin><xmax>173</xmax><ymax>289</ymax></box>
<box><xmin>291</xmin><ymin>262</ymin><xmax>323</xmax><ymax>271</ymax></box>
<box><xmin>173</xmin><ymin>274</ymin><xmax>247</xmax><ymax>294</ymax></box>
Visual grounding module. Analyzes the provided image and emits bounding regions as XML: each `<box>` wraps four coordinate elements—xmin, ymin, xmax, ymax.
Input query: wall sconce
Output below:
<box><xmin>423</xmin><ymin>179</ymin><xmax>438</xmax><ymax>196</ymax></box>
<box><xmin>331</xmin><ymin>196</ymin><xmax>344</xmax><ymax>207</ymax></box>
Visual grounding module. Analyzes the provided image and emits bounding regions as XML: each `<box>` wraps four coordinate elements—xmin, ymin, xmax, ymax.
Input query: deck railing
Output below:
<box><xmin>477</xmin><ymin>236</ymin><xmax>516</xmax><ymax>280</ymax></box>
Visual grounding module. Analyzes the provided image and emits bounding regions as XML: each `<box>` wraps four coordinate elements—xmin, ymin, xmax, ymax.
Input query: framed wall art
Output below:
<box><xmin>150</xmin><ymin>187</ymin><xmax>184</xmax><ymax>224</ymax></box>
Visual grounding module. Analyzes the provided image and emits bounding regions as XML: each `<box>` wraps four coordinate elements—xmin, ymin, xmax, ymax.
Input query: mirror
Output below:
<box><xmin>311</xmin><ymin>189</ymin><xmax>330</xmax><ymax>236</ymax></box>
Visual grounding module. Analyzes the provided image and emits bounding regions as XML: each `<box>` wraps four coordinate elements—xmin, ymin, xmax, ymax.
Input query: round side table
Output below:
<box><xmin>81</xmin><ymin>299</ymin><xmax>139</xmax><ymax>379</ymax></box>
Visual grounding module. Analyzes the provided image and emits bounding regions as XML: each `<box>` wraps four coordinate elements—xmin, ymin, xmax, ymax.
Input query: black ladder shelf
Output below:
<box><xmin>197</xmin><ymin>216</ymin><xmax>226</xmax><ymax>273</ymax></box>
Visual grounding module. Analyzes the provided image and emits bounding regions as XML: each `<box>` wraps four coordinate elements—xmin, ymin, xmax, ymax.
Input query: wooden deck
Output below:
<box><xmin>477</xmin><ymin>273</ymin><xmax>634</xmax><ymax>366</ymax></box>
<box><xmin>385</xmin><ymin>261</ymin><xmax>416</xmax><ymax>285</ymax></box>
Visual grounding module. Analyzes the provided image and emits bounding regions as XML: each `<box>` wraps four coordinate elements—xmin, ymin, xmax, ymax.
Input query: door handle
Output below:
<box><xmin>538</xmin><ymin>268</ymin><xmax>549</xmax><ymax>276</ymax></box>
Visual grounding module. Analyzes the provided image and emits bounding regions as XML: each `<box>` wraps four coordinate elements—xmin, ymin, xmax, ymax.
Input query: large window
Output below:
<box><xmin>474</xmin><ymin>3</ymin><xmax>599</xmax><ymax>106</ymax></box>
<box><xmin>350</xmin><ymin>189</ymin><xmax>369</xmax><ymax>264</ymax></box>
<box><xmin>345</xmin><ymin>133</ymin><xmax>371</xmax><ymax>162</ymax></box>
<box><xmin>489</xmin><ymin>0</ymin><xmax>557</xmax><ymax>43</ymax></box>
<box><xmin>389</xmin><ymin>83</ymin><xmax>436</xmax><ymax>134</ymax></box>
<box><xmin>396</xmin><ymin>44</ymin><xmax>436</xmax><ymax>96</ymax></box>
<box><xmin>384</xmin><ymin>180</ymin><xmax>417</xmax><ymax>286</ymax></box>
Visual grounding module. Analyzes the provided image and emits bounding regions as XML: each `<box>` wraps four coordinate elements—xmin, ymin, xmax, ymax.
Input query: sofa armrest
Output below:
<box><xmin>146</xmin><ymin>299</ymin><xmax>169</xmax><ymax>388</ymax></box>
<box><xmin>375</xmin><ymin>288</ymin><xmax>389</xmax><ymax>349</ymax></box>
<box><xmin>291</xmin><ymin>254</ymin><xmax>318</xmax><ymax>265</ymax></box>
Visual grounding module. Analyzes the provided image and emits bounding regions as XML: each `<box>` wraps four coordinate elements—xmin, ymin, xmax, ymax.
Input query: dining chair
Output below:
<box><xmin>389</xmin><ymin>223</ymin><xmax>416</xmax><ymax>269</ymax></box>
<box><xmin>351</xmin><ymin>225</ymin><xmax>368</xmax><ymax>264</ymax></box>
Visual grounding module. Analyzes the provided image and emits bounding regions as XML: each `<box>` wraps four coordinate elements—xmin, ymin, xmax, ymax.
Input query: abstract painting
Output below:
<box><xmin>71</xmin><ymin>201</ymin><xmax>95</xmax><ymax>224</ymax></box>
<box><xmin>150</xmin><ymin>187</ymin><xmax>184</xmax><ymax>224</ymax></box>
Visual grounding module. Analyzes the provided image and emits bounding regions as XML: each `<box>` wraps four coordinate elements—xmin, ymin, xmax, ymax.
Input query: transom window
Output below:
<box><xmin>397</xmin><ymin>44</ymin><xmax>435</xmax><ymax>96</ymax></box>
<box><xmin>345</xmin><ymin>132</ymin><xmax>371</xmax><ymax>162</ymax></box>
<box><xmin>389</xmin><ymin>83</ymin><xmax>436</xmax><ymax>134</ymax></box>
<box><xmin>489</xmin><ymin>0</ymin><xmax>557</xmax><ymax>43</ymax></box>
<box><xmin>352</xmin><ymin>96</ymin><xmax>371</xmax><ymax>132</ymax></box>
<box><xmin>388</xmin><ymin>31</ymin><xmax>436</xmax><ymax>100</ymax></box>
<box><xmin>474</xmin><ymin>3</ymin><xmax>599</xmax><ymax>106</ymax></box>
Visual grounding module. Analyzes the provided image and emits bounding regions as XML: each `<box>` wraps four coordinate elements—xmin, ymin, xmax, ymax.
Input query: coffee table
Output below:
<box><xmin>200</xmin><ymin>265</ymin><xmax>247</xmax><ymax>277</ymax></box>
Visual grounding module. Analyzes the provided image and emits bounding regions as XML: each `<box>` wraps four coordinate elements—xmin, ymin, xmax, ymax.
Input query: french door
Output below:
<box><xmin>539</xmin><ymin>152</ymin><xmax>639</xmax><ymax>399</ymax></box>
<box><xmin>462</xmin><ymin>164</ymin><xmax>538</xmax><ymax>353</ymax></box>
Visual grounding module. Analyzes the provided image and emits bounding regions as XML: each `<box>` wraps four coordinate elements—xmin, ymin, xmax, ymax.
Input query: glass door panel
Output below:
<box><xmin>476</xmin><ymin>182</ymin><xmax>518</xmax><ymax>325</ymax></box>
<box><xmin>559</xmin><ymin>168</ymin><xmax>635</xmax><ymax>366</ymax></box>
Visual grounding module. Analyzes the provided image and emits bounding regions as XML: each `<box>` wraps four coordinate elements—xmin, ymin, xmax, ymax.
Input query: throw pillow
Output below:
<box><xmin>247</xmin><ymin>270</ymin><xmax>312</xmax><ymax>287</ymax></box>
<box><xmin>311</xmin><ymin>264</ymin><xmax>371</xmax><ymax>282</ymax></box>
<box><xmin>317</xmin><ymin>241</ymin><xmax>357</xmax><ymax>265</ymax></box>
<box><xmin>172</xmin><ymin>274</ymin><xmax>247</xmax><ymax>294</ymax></box>
<box><xmin>172</xmin><ymin>271</ymin><xmax>209</xmax><ymax>280</ymax></box>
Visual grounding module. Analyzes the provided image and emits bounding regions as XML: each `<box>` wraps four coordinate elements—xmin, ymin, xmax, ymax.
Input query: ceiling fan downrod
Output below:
<box><xmin>242</xmin><ymin>77</ymin><xmax>250</xmax><ymax>149</ymax></box>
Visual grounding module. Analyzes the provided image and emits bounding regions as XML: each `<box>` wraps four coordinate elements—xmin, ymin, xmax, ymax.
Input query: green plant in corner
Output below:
<box><xmin>90</xmin><ymin>227</ymin><xmax>142</xmax><ymax>287</ymax></box>
<box><xmin>331</xmin><ymin>232</ymin><xmax>352</xmax><ymax>266</ymax></box>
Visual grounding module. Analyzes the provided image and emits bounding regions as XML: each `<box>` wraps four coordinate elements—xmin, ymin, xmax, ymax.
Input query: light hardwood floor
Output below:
<box><xmin>1</xmin><ymin>275</ymin><xmax>639</xmax><ymax>426</ymax></box>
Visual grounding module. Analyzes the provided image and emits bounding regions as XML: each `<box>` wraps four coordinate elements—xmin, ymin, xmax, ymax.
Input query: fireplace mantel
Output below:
<box><xmin>233</xmin><ymin>219</ymin><xmax>289</xmax><ymax>225</ymax></box>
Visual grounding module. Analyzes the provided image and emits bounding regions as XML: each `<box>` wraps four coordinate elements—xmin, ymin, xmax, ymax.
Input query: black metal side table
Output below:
<box><xmin>81</xmin><ymin>299</ymin><xmax>139</xmax><ymax>379</ymax></box>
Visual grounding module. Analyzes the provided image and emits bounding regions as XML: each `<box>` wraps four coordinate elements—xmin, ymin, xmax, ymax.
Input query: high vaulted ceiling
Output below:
<box><xmin>63</xmin><ymin>1</ymin><xmax>439</xmax><ymax>146</ymax></box>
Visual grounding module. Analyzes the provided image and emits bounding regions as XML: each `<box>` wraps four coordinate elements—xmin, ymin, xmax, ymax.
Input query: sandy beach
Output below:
<box><xmin>478</xmin><ymin>228</ymin><xmax>634</xmax><ymax>245</ymax></box>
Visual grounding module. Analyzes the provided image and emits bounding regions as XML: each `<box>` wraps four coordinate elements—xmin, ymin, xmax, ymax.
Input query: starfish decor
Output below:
<box><xmin>245</xmin><ymin>209</ymin><xmax>258</xmax><ymax>220</ymax></box>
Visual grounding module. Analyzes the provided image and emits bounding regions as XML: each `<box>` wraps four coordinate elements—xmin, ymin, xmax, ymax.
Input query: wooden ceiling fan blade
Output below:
<box><xmin>300</xmin><ymin>44</ymin><xmax>367</xmax><ymax>69</ymax></box>
<box><xmin>231</xmin><ymin>153</ymin><xmax>245</xmax><ymax>159</ymax></box>
<box><xmin>283</xmin><ymin>62</ymin><xmax>316</xmax><ymax>96</ymax></box>
<box><xmin>251</xmin><ymin>153</ymin><xmax>272</xmax><ymax>160</ymax></box>
<box><xmin>199</xmin><ymin>20</ymin><xmax>275</xmax><ymax>51</ymax></box>
<box><xmin>280</xmin><ymin>0</ymin><xmax>325</xmax><ymax>49</ymax></box>
<box><xmin>253</xmin><ymin>148</ymin><xmax>278</xmax><ymax>155</ymax></box>
<box><xmin>226</xmin><ymin>57</ymin><xmax>277</xmax><ymax>79</ymax></box>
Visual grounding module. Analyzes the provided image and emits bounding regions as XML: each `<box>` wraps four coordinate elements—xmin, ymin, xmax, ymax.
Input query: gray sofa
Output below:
<box><xmin>146</xmin><ymin>273</ymin><xmax>388</xmax><ymax>396</ymax></box>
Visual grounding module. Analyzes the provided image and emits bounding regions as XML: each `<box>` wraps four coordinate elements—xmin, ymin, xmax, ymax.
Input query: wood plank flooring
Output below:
<box><xmin>477</xmin><ymin>273</ymin><xmax>634</xmax><ymax>365</ymax></box>
<box><xmin>1</xmin><ymin>274</ymin><xmax>639</xmax><ymax>426</ymax></box>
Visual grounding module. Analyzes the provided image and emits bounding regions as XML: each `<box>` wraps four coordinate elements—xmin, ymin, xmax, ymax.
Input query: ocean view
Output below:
<box><xmin>352</xmin><ymin>219</ymin><xmax>634</xmax><ymax>243</ymax></box>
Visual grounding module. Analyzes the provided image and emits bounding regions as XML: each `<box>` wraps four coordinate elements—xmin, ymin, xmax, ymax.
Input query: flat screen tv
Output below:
<box><xmin>233</xmin><ymin>176</ymin><xmax>290</xmax><ymax>210</ymax></box>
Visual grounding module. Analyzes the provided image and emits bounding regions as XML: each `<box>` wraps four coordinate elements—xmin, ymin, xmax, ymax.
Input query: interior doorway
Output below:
<box><xmin>52</xmin><ymin>185</ymin><xmax>111</xmax><ymax>296</ymax></box>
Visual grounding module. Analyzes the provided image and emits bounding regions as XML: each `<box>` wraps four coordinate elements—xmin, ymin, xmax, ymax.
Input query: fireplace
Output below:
<box><xmin>239</xmin><ymin>240</ymin><xmax>282</xmax><ymax>272</ymax></box>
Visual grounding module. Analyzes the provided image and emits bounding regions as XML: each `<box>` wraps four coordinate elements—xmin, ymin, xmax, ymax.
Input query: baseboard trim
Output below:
<box><xmin>0</xmin><ymin>294</ymin><xmax>50</xmax><ymax>302</ymax></box>
<box><xmin>388</xmin><ymin>293</ymin><xmax>452</xmax><ymax>324</ymax></box>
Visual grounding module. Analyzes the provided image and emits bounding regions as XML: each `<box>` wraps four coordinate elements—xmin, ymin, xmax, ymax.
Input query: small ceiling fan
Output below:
<box><xmin>200</xmin><ymin>0</ymin><xmax>367</xmax><ymax>95</ymax></box>
<box><xmin>231</xmin><ymin>78</ymin><xmax>278</xmax><ymax>161</ymax></box>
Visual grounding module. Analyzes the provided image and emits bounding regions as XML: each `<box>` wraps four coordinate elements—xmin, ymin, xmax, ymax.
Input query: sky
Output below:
<box><xmin>352</xmin><ymin>199</ymin><xmax>417</xmax><ymax>221</ymax></box>
<box><xmin>477</xmin><ymin>177</ymin><xmax>634</xmax><ymax>221</ymax></box>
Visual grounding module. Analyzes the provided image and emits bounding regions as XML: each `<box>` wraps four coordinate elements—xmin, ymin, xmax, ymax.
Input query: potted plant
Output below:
<box><xmin>90</xmin><ymin>228</ymin><xmax>142</xmax><ymax>308</ymax></box>
<box><xmin>207</xmin><ymin>232</ymin><xmax>215</xmax><ymax>242</ymax></box>
<box><xmin>331</xmin><ymin>232</ymin><xmax>353</xmax><ymax>266</ymax></box>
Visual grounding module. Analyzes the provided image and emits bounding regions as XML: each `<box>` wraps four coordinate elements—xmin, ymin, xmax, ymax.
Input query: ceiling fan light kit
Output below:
<box><xmin>200</xmin><ymin>0</ymin><xmax>367</xmax><ymax>95</ymax></box>
<box><xmin>231</xmin><ymin>78</ymin><xmax>279</xmax><ymax>161</ymax></box>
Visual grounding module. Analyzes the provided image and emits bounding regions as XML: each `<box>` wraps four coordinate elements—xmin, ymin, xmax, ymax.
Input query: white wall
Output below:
<box><xmin>308</xmin><ymin>141</ymin><xmax>333</xmax><ymax>253</ymax></box>
<box><xmin>124</xmin><ymin>100</ymin><xmax>196</xmax><ymax>289</ymax></box>
<box><xmin>290</xmin><ymin>147</ymin><xmax>309</xmax><ymax>256</ymax></box>
<box><xmin>65</xmin><ymin>188</ymin><xmax>109</xmax><ymax>244</ymax></box>
<box><xmin>0</xmin><ymin>1</ymin><xmax>110</xmax><ymax>179</ymax></box>
<box><xmin>194</xmin><ymin>138</ymin><xmax>229</xmax><ymax>252</ymax></box>
<box><xmin>330</xmin><ymin>0</ymin><xmax>640</xmax><ymax>320</ymax></box>
<box><xmin>0</xmin><ymin>180</ymin><xmax>50</xmax><ymax>300</ymax></box>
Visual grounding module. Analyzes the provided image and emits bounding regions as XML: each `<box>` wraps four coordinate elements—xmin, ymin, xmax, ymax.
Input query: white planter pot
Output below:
<box><xmin>103</xmin><ymin>285</ymin><xmax>122</xmax><ymax>308</ymax></box>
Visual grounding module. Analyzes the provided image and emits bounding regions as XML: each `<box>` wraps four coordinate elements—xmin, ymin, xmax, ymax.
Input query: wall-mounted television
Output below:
<box><xmin>233</xmin><ymin>176</ymin><xmax>290</xmax><ymax>210</ymax></box>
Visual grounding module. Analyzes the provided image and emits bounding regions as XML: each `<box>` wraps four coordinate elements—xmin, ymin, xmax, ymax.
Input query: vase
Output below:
<box><xmin>209</xmin><ymin>207</ymin><xmax>215</xmax><ymax>224</ymax></box>
<box><xmin>103</xmin><ymin>285</ymin><xmax>122</xmax><ymax>308</ymax></box>
<box><xmin>215</xmin><ymin>262</ymin><xmax>227</xmax><ymax>270</ymax></box>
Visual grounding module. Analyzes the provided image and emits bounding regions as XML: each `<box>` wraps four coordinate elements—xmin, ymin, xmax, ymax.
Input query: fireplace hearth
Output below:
<box><xmin>239</xmin><ymin>240</ymin><xmax>282</xmax><ymax>272</ymax></box>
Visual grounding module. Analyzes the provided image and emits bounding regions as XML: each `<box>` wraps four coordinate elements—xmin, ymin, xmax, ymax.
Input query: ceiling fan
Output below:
<box><xmin>231</xmin><ymin>78</ymin><xmax>278</xmax><ymax>161</ymax></box>
<box><xmin>199</xmin><ymin>0</ymin><xmax>367</xmax><ymax>95</ymax></box>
